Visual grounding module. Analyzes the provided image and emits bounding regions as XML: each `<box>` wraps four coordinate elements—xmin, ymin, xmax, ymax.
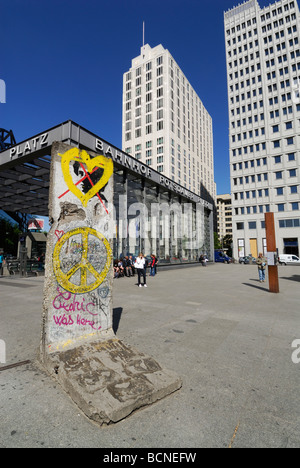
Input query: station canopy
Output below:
<box><xmin>0</xmin><ymin>120</ymin><xmax>213</xmax><ymax>218</ymax></box>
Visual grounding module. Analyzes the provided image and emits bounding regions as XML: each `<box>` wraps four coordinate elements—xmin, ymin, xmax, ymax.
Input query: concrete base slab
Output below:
<box><xmin>43</xmin><ymin>338</ymin><xmax>182</xmax><ymax>426</ymax></box>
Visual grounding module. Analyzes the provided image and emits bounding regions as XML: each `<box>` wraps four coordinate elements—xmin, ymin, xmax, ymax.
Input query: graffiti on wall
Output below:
<box><xmin>58</xmin><ymin>147</ymin><xmax>113</xmax><ymax>211</ymax></box>
<box><xmin>53</xmin><ymin>227</ymin><xmax>112</xmax><ymax>295</ymax></box>
<box><xmin>47</xmin><ymin>146</ymin><xmax>113</xmax><ymax>345</ymax></box>
<box><xmin>52</xmin><ymin>287</ymin><xmax>107</xmax><ymax>332</ymax></box>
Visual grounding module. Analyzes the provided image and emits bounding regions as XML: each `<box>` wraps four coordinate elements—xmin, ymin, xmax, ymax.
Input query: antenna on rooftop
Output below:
<box><xmin>142</xmin><ymin>21</ymin><xmax>146</xmax><ymax>59</ymax></box>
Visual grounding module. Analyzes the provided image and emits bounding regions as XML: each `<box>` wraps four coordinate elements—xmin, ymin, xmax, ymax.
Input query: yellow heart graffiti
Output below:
<box><xmin>60</xmin><ymin>148</ymin><xmax>113</xmax><ymax>208</ymax></box>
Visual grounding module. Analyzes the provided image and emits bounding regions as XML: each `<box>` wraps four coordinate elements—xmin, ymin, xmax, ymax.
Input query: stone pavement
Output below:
<box><xmin>0</xmin><ymin>263</ymin><xmax>299</xmax><ymax>448</ymax></box>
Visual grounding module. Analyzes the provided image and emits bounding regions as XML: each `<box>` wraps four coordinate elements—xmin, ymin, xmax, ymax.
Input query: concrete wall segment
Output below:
<box><xmin>40</xmin><ymin>142</ymin><xmax>114</xmax><ymax>360</ymax></box>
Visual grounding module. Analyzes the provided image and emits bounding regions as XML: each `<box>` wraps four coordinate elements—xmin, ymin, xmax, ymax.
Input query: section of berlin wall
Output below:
<box><xmin>41</xmin><ymin>142</ymin><xmax>114</xmax><ymax>360</ymax></box>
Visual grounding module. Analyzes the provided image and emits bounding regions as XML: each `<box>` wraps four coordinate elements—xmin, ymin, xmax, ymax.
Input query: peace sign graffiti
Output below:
<box><xmin>53</xmin><ymin>227</ymin><xmax>112</xmax><ymax>294</ymax></box>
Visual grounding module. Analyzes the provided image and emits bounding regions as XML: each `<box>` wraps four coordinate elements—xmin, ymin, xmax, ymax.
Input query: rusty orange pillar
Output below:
<box><xmin>265</xmin><ymin>212</ymin><xmax>279</xmax><ymax>293</ymax></box>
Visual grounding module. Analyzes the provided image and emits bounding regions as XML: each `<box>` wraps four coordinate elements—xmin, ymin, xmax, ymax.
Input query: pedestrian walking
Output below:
<box><xmin>256</xmin><ymin>252</ymin><xmax>267</xmax><ymax>282</ymax></box>
<box><xmin>154</xmin><ymin>255</ymin><xmax>158</xmax><ymax>275</ymax></box>
<box><xmin>38</xmin><ymin>252</ymin><xmax>45</xmax><ymax>271</ymax></box>
<box><xmin>134</xmin><ymin>253</ymin><xmax>147</xmax><ymax>287</ymax></box>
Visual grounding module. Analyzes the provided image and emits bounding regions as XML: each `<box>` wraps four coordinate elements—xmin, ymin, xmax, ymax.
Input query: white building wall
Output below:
<box><xmin>122</xmin><ymin>44</ymin><xmax>216</xmax><ymax>204</ymax></box>
<box><xmin>217</xmin><ymin>194</ymin><xmax>233</xmax><ymax>241</ymax></box>
<box><xmin>225</xmin><ymin>0</ymin><xmax>300</xmax><ymax>259</ymax></box>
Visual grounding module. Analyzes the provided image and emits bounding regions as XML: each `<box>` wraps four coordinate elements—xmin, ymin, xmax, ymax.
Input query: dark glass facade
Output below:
<box><xmin>112</xmin><ymin>167</ymin><xmax>214</xmax><ymax>265</ymax></box>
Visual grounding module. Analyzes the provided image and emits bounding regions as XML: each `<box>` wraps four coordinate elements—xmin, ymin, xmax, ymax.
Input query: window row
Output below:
<box><xmin>234</xmin><ymin>189</ymin><xmax>270</xmax><ymax>200</ymax></box>
<box><xmin>237</xmin><ymin>214</ymin><xmax>299</xmax><ymax>231</ymax></box>
<box><xmin>229</xmin><ymin>79</ymin><xmax>263</xmax><ymax>93</ymax></box>
<box><xmin>228</xmin><ymin>61</ymin><xmax>261</xmax><ymax>73</ymax></box>
<box><xmin>274</xmin><ymin>152</ymin><xmax>296</xmax><ymax>162</ymax></box>
<box><xmin>265</xmin><ymin>50</ymin><xmax>298</xmax><ymax>69</ymax></box>
<box><xmin>261</xmin><ymin>3</ymin><xmax>295</xmax><ymax>22</ymax></box>
<box><xmin>124</xmin><ymin>123</ymin><xmax>164</xmax><ymax>140</ymax></box>
<box><xmin>233</xmin><ymin>152</ymin><xmax>296</xmax><ymax>166</ymax></box>
<box><xmin>125</xmin><ymin>86</ymin><xmax>165</xmax><ymax>102</ymax></box>
<box><xmin>228</xmin><ymin>72</ymin><xmax>261</xmax><ymax>83</ymax></box>
<box><xmin>272</xmin><ymin>137</ymin><xmax>296</xmax><ymax>147</ymax></box>
<box><xmin>231</xmin><ymin>92</ymin><xmax>296</xmax><ymax>114</ymax></box>
<box><xmin>229</xmin><ymin>49</ymin><xmax>300</xmax><ymax>82</ymax></box>
<box><xmin>231</xmin><ymin>123</ymin><xmax>265</xmax><ymax>135</ymax></box>
<box><xmin>279</xmin><ymin>217</ymin><xmax>300</xmax><ymax>228</ymax></box>
<box><xmin>236</xmin><ymin>216</ymin><xmax>300</xmax><ymax>230</ymax></box>
<box><xmin>236</xmin><ymin>215</ymin><xmax>295</xmax><ymax>230</ymax></box>
<box><xmin>270</xmin><ymin>103</ymin><xmax>300</xmax><ymax>118</ymax></box>
<box><xmin>126</xmin><ymin>76</ymin><xmax>166</xmax><ymax>91</ymax></box>
<box><xmin>261</xmin><ymin>13</ymin><xmax>297</xmax><ymax>34</ymax></box>
<box><xmin>237</xmin><ymin>216</ymin><xmax>300</xmax><ymax>231</ymax></box>
<box><xmin>235</xmin><ymin>206</ymin><xmax>271</xmax><ymax>218</ymax></box>
<box><xmin>228</xmin><ymin>44</ymin><xmax>259</xmax><ymax>57</ymax></box>
<box><xmin>227</xmin><ymin>25</ymin><xmax>298</xmax><ymax>57</ymax></box>
<box><xmin>233</xmin><ymin>169</ymin><xmax>297</xmax><ymax>185</ymax></box>
<box><xmin>264</xmin><ymin>38</ymin><xmax>300</xmax><ymax>56</ymax></box>
<box><xmin>233</xmin><ymin>158</ymin><xmax>267</xmax><ymax>171</ymax></box>
<box><xmin>125</xmin><ymin>138</ymin><xmax>164</xmax><ymax>152</ymax></box>
<box><xmin>226</xmin><ymin>2</ymin><xmax>296</xmax><ymax>37</ymax></box>
<box><xmin>274</xmin><ymin>185</ymin><xmax>298</xmax><ymax>195</ymax></box>
<box><xmin>232</xmin><ymin>140</ymin><xmax>267</xmax><ymax>152</ymax></box>
<box><xmin>125</xmin><ymin>56</ymin><xmax>164</xmax><ymax>81</ymax></box>
<box><xmin>125</xmin><ymin>110</ymin><xmax>165</xmax><ymax>129</ymax></box>
<box><xmin>231</xmin><ymin>103</ymin><xmax>300</xmax><ymax>124</ymax></box>
<box><xmin>232</xmin><ymin>119</ymin><xmax>296</xmax><ymax>134</ymax></box>
<box><xmin>145</xmin><ymin>160</ymin><xmax>164</xmax><ymax>173</ymax></box>
<box><xmin>268</xmin><ymin>79</ymin><xmax>292</xmax><ymax>91</ymax></box>
<box><xmin>277</xmin><ymin>202</ymin><xmax>299</xmax><ymax>211</ymax></box>
<box><xmin>227</xmin><ymin>29</ymin><xmax>257</xmax><ymax>46</ymax></box>
<box><xmin>267</xmin><ymin>61</ymin><xmax>300</xmax><ymax>80</ymax></box>
<box><xmin>263</xmin><ymin>26</ymin><xmax>297</xmax><ymax>45</ymax></box>
<box><xmin>274</xmin><ymin>168</ymin><xmax>297</xmax><ymax>178</ymax></box>
<box><xmin>230</xmin><ymin>93</ymin><xmax>263</xmax><ymax>104</ymax></box>
<box><xmin>226</xmin><ymin>21</ymin><xmax>257</xmax><ymax>36</ymax></box>
<box><xmin>227</xmin><ymin>53</ymin><xmax>261</xmax><ymax>69</ymax></box>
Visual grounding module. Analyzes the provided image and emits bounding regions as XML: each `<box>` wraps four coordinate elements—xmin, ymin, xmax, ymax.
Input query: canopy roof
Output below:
<box><xmin>0</xmin><ymin>120</ymin><xmax>213</xmax><ymax>217</ymax></box>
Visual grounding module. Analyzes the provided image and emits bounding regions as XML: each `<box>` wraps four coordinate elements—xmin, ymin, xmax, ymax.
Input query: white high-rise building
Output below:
<box><xmin>122</xmin><ymin>44</ymin><xmax>216</xmax><ymax>203</ymax></box>
<box><xmin>225</xmin><ymin>0</ymin><xmax>300</xmax><ymax>259</ymax></box>
<box><xmin>217</xmin><ymin>194</ymin><xmax>233</xmax><ymax>242</ymax></box>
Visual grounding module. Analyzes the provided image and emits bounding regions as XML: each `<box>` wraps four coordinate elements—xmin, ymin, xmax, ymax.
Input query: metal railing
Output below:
<box><xmin>6</xmin><ymin>259</ymin><xmax>44</xmax><ymax>277</ymax></box>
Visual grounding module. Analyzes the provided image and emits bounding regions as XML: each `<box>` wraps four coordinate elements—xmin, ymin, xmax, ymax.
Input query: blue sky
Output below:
<box><xmin>1</xmin><ymin>0</ymin><xmax>277</xmax><ymax>204</ymax></box>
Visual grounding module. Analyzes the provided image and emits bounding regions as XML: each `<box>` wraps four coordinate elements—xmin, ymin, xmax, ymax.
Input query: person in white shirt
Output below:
<box><xmin>134</xmin><ymin>253</ymin><xmax>147</xmax><ymax>288</ymax></box>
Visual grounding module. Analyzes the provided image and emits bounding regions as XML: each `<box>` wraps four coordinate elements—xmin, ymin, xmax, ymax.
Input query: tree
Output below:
<box><xmin>0</xmin><ymin>219</ymin><xmax>21</xmax><ymax>256</ymax></box>
<box><xmin>214</xmin><ymin>232</ymin><xmax>221</xmax><ymax>250</ymax></box>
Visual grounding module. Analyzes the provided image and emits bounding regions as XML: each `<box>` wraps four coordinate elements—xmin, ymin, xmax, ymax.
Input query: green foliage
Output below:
<box><xmin>0</xmin><ymin>219</ymin><xmax>21</xmax><ymax>255</ymax></box>
<box><xmin>214</xmin><ymin>232</ymin><xmax>221</xmax><ymax>250</ymax></box>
